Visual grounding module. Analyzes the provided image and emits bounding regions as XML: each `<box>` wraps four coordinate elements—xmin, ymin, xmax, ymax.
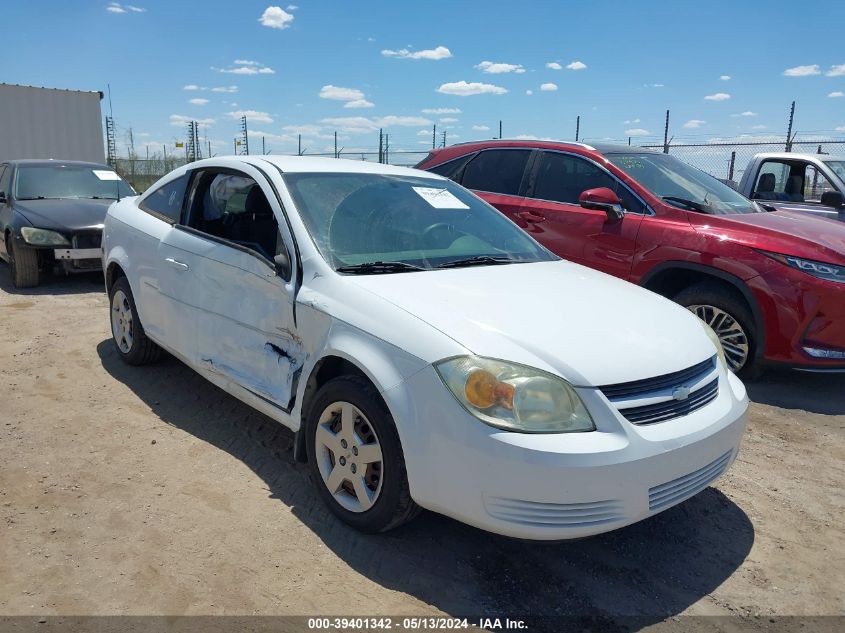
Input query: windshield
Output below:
<box><xmin>284</xmin><ymin>172</ymin><xmax>556</xmax><ymax>272</ymax></box>
<box><xmin>825</xmin><ymin>160</ymin><xmax>845</xmax><ymax>183</ymax></box>
<box><xmin>14</xmin><ymin>165</ymin><xmax>135</xmax><ymax>200</ymax></box>
<box><xmin>606</xmin><ymin>152</ymin><xmax>763</xmax><ymax>215</ymax></box>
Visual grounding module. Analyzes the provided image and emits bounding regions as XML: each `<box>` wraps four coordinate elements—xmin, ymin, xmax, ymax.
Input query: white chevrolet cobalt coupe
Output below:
<box><xmin>103</xmin><ymin>156</ymin><xmax>748</xmax><ymax>539</ymax></box>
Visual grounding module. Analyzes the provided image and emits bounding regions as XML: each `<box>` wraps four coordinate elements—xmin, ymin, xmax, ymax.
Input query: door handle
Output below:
<box><xmin>517</xmin><ymin>210</ymin><xmax>546</xmax><ymax>223</ymax></box>
<box><xmin>164</xmin><ymin>257</ymin><xmax>189</xmax><ymax>271</ymax></box>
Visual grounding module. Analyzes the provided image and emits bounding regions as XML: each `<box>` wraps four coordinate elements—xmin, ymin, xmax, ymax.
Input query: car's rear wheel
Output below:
<box><xmin>306</xmin><ymin>376</ymin><xmax>419</xmax><ymax>533</ymax></box>
<box><xmin>674</xmin><ymin>282</ymin><xmax>757</xmax><ymax>376</ymax></box>
<box><xmin>8</xmin><ymin>236</ymin><xmax>41</xmax><ymax>288</ymax></box>
<box><xmin>109</xmin><ymin>276</ymin><xmax>161</xmax><ymax>365</ymax></box>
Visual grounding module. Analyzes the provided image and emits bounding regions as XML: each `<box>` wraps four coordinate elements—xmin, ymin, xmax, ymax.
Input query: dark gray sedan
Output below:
<box><xmin>0</xmin><ymin>159</ymin><xmax>134</xmax><ymax>287</ymax></box>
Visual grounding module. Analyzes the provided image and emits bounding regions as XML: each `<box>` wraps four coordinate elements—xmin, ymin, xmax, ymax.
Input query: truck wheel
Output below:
<box><xmin>306</xmin><ymin>376</ymin><xmax>420</xmax><ymax>533</ymax></box>
<box><xmin>674</xmin><ymin>282</ymin><xmax>758</xmax><ymax>377</ymax></box>
<box><xmin>8</xmin><ymin>236</ymin><xmax>41</xmax><ymax>288</ymax></box>
<box><xmin>109</xmin><ymin>276</ymin><xmax>161</xmax><ymax>365</ymax></box>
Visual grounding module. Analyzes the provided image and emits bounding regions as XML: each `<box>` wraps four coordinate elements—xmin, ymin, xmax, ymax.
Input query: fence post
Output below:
<box><xmin>728</xmin><ymin>151</ymin><xmax>736</xmax><ymax>182</ymax></box>
<box><xmin>663</xmin><ymin>110</ymin><xmax>670</xmax><ymax>154</ymax></box>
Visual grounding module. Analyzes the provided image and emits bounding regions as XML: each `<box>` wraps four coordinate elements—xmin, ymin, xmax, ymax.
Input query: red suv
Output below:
<box><xmin>417</xmin><ymin>140</ymin><xmax>845</xmax><ymax>375</ymax></box>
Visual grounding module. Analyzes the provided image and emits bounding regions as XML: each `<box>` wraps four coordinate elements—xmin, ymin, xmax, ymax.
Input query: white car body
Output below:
<box><xmin>103</xmin><ymin>156</ymin><xmax>748</xmax><ymax>539</ymax></box>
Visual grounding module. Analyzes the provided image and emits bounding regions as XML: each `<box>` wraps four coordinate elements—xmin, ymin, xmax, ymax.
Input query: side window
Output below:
<box><xmin>533</xmin><ymin>152</ymin><xmax>646</xmax><ymax>213</ymax></box>
<box><xmin>185</xmin><ymin>171</ymin><xmax>281</xmax><ymax>261</ymax></box>
<box><xmin>426</xmin><ymin>153</ymin><xmax>476</xmax><ymax>182</ymax></box>
<box><xmin>461</xmin><ymin>149</ymin><xmax>531</xmax><ymax>196</ymax></box>
<box><xmin>140</xmin><ymin>174</ymin><xmax>189</xmax><ymax>223</ymax></box>
<box><xmin>753</xmin><ymin>161</ymin><xmax>791</xmax><ymax>200</ymax></box>
<box><xmin>804</xmin><ymin>165</ymin><xmax>836</xmax><ymax>203</ymax></box>
<box><xmin>0</xmin><ymin>166</ymin><xmax>11</xmax><ymax>198</ymax></box>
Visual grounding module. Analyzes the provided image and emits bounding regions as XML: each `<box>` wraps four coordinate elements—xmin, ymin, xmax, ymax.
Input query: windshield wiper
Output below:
<box><xmin>436</xmin><ymin>255</ymin><xmax>517</xmax><ymax>269</ymax></box>
<box><xmin>335</xmin><ymin>261</ymin><xmax>425</xmax><ymax>274</ymax></box>
<box><xmin>662</xmin><ymin>196</ymin><xmax>711</xmax><ymax>213</ymax></box>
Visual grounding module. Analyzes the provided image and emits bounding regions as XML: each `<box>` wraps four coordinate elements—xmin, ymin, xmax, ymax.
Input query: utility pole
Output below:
<box><xmin>105</xmin><ymin>116</ymin><xmax>117</xmax><ymax>166</ymax></box>
<box><xmin>240</xmin><ymin>115</ymin><xmax>249</xmax><ymax>155</ymax></box>
<box><xmin>384</xmin><ymin>133</ymin><xmax>389</xmax><ymax>164</ymax></box>
<box><xmin>432</xmin><ymin>124</ymin><xmax>436</xmax><ymax>149</ymax></box>
<box><xmin>498</xmin><ymin>120</ymin><xmax>502</xmax><ymax>139</ymax></box>
<box><xmin>378</xmin><ymin>128</ymin><xmax>383</xmax><ymax>163</ymax></box>
<box><xmin>262</xmin><ymin>136</ymin><xmax>266</xmax><ymax>155</ymax></box>
<box><xmin>575</xmin><ymin>116</ymin><xmax>580</xmax><ymax>142</ymax></box>
<box><xmin>298</xmin><ymin>134</ymin><xmax>302</xmax><ymax>155</ymax></box>
<box><xmin>207</xmin><ymin>140</ymin><xmax>211</xmax><ymax>158</ymax></box>
<box><xmin>663</xmin><ymin>109</ymin><xmax>670</xmax><ymax>154</ymax></box>
<box><xmin>334</xmin><ymin>131</ymin><xmax>338</xmax><ymax>158</ymax></box>
<box><xmin>785</xmin><ymin>101</ymin><xmax>796</xmax><ymax>152</ymax></box>
<box><xmin>442</xmin><ymin>130</ymin><xmax>447</xmax><ymax>148</ymax></box>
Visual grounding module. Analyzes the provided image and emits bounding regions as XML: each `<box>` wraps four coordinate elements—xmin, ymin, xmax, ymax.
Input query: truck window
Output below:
<box><xmin>804</xmin><ymin>165</ymin><xmax>836</xmax><ymax>203</ymax></box>
<box><xmin>753</xmin><ymin>161</ymin><xmax>793</xmax><ymax>201</ymax></box>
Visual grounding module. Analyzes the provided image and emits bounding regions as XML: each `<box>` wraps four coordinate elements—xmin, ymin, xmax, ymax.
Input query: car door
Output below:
<box><xmin>520</xmin><ymin>150</ymin><xmax>646</xmax><ymax>279</ymax></box>
<box><xmin>181</xmin><ymin>166</ymin><xmax>302</xmax><ymax>411</ymax></box>
<box><xmin>751</xmin><ymin>159</ymin><xmax>841</xmax><ymax>219</ymax></box>
<box><xmin>131</xmin><ymin>172</ymin><xmax>201</xmax><ymax>364</ymax></box>
<box><xmin>0</xmin><ymin>165</ymin><xmax>12</xmax><ymax>259</ymax></box>
<box><xmin>457</xmin><ymin>148</ymin><xmax>534</xmax><ymax>223</ymax></box>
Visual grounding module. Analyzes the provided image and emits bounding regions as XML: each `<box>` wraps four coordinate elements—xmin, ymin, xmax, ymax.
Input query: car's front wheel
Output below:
<box><xmin>7</xmin><ymin>235</ymin><xmax>41</xmax><ymax>288</ymax></box>
<box><xmin>109</xmin><ymin>276</ymin><xmax>161</xmax><ymax>365</ymax></box>
<box><xmin>306</xmin><ymin>376</ymin><xmax>419</xmax><ymax>532</ymax></box>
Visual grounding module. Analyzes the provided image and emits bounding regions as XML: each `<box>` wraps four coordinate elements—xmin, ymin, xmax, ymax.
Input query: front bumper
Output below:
<box><xmin>386</xmin><ymin>364</ymin><xmax>748</xmax><ymax>540</ymax></box>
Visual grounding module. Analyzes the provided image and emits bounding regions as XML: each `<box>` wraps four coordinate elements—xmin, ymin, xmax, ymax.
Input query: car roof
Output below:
<box><xmin>191</xmin><ymin>155</ymin><xmax>448</xmax><ymax>178</ymax></box>
<box><xmin>426</xmin><ymin>139</ymin><xmax>662</xmax><ymax>159</ymax></box>
<box><xmin>5</xmin><ymin>159</ymin><xmax>113</xmax><ymax>169</ymax></box>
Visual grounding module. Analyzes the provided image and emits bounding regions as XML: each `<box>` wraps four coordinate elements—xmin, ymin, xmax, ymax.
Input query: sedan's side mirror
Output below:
<box><xmin>274</xmin><ymin>251</ymin><xmax>292</xmax><ymax>281</ymax></box>
<box><xmin>579</xmin><ymin>187</ymin><xmax>625</xmax><ymax>222</ymax></box>
<box><xmin>820</xmin><ymin>191</ymin><xmax>845</xmax><ymax>209</ymax></box>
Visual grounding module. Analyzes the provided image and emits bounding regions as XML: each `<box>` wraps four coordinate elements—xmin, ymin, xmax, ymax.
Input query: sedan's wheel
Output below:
<box><xmin>673</xmin><ymin>281</ymin><xmax>758</xmax><ymax>377</ymax></box>
<box><xmin>306</xmin><ymin>376</ymin><xmax>420</xmax><ymax>532</ymax></box>
<box><xmin>314</xmin><ymin>401</ymin><xmax>384</xmax><ymax>512</ymax></box>
<box><xmin>108</xmin><ymin>276</ymin><xmax>161</xmax><ymax>366</ymax></box>
<box><xmin>8</xmin><ymin>236</ymin><xmax>41</xmax><ymax>288</ymax></box>
<box><xmin>687</xmin><ymin>304</ymin><xmax>749</xmax><ymax>372</ymax></box>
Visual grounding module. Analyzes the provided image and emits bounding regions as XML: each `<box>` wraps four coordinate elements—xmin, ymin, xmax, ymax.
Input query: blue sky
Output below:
<box><xmin>4</xmin><ymin>0</ymin><xmax>845</xmax><ymax>158</ymax></box>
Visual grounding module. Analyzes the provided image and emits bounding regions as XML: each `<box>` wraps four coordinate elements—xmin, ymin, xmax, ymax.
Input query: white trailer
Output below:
<box><xmin>0</xmin><ymin>83</ymin><xmax>105</xmax><ymax>163</ymax></box>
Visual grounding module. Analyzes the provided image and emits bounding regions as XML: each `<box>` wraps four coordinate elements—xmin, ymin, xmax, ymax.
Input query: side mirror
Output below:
<box><xmin>820</xmin><ymin>191</ymin><xmax>845</xmax><ymax>209</ymax></box>
<box><xmin>579</xmin><ymin>187</ymin><xmax>625</xmax><ymax>222</ymax></box>
<box><xmin>273</xmin><ymin>251</ymin><xmax>292</xmax><ymax>281</ymax></box>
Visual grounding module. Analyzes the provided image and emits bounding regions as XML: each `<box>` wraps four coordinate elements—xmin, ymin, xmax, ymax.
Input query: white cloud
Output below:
<box><xmin>215</xmin><ymin>63</ymin><xmax>275</xmax><ymax>75</ymax></box>
<box><xmin>829</xmin><ymin>91</ymin><xmax>845</xmax><ymax>98</ymax></box>
<box><xmin>624</xmin><ymin>118</ymin><xmax>641</xmax><ymax>124</ymax></box>
<box><xmin>683</xmin><ymin>119</ymin><xmax>706</xmax><ymax>129</ymax></box>
<box><xmin>344</xmin><ymin>99</ymin><xmax>375</xmax><ymax>109</ymax></box>
<box><xmin>546</xmin><ymin>62</ymin><xmax>562</xmax><ymax>70</ymax></box>
<box><xmin>183</xmin><ymin>84</ymin><xmax>201</xmax><ymax>91</ymax></box>
<box><xmin>835</xmin><ymin>126</ymin><xmax>845</xmax><ymax>132</ymax></box>
<box><xmin>259</xmin><ymin>6</ymin><xmax>294</xmax><ymax>29</ymax></box>
<box><xmin>228</xmin><ymin>110</ymin><xmax>273</xmax><ymax>124</ymax></box>
<box><xmin>566</xmin><ymin>61</ymin><xmax>587</xmax><ymax>70</ymax></box>
<box><xmin>731</xmin><ymin>111</ymin><xmax>758</xmax><ymax>117</ymax></box>
<box><xmin>189</xmin><ymin>98</ymin><xmax>209</xmax><ymax>105</ymax></box>
<box><xmin>421</xmin><ymin>107</ymin><xmax>461</xmax><ymax>114</ymax></box>
<box><xmin>540</xmin><ymin>82</ymin><xmax>558</xmax><ymax>91</ymax></box>
<box><xmin>126</xmin><ymin>5</ymin><xmax>145</xmax><ymax>11</ymax></box>
<box><xmin>107</xmin><ymin>3</ymin><xmax>145</xmax><ymax>12</ymax></box>
<box><xmin>211</xmin><ymin>85</ymin><xmax>238</xmax><ymax>93</ymax></box>
<box><xmin>526</xmin><ymin>89</ymin><xmax>533</xmax><ymax>95</ymax></box>
<box><xmin>720</xmin><ymin>75</ymin><xmax>731</xmax><ymax>81</ymax></box>
<box><xmin>513</xmin><ymin>134</ymin><xmax>539</xmax><ymax>140</ymax></box>
<box><xmin>378</xmin><ymin>115</ymin><xmax>432</xmax><ymax>127</ymax></box>
<box><xmin>472</xmin><ymin>125</ymin><xmax>490</xmax><ymax>131</ymax></box>
<box><xmin>286</xmin><ymin>4</ymin><xmax>298</xmax><ymax>10</ymax></box>
<box><xmin>436</xmin><ymin>81</ymin><xmax>507</xmax><ymax>96</ymax></box>
<box><xmin>169</xmin><ymin>114</ymin><xmax>215</xmax><ymax>127</ymax></box>
<box><xmin>625</xmin><ymin>128</ymin><xmax>650</xmax><ymax>137</ymax></box>
<box><xmin>826</xmin><ymin>64</ymin><xmax>845</xmax><ymax>77</ymax></box>
<box><xmin>704</xmin><ymin>92</ymin><xmax>731</xmax><ymax>101</ymax></box>
<box><xmin>282</xmin><ymin>124</ymin><xmax>326</xmax><ymax>137</ymax></box>
<box><xmin>381</xmin><ymin>46</ymin><xmax>452</xmax><ymax>60</ymax></box>
<box><xmin>752</xmin><ymin>125</ymin><xmax>767</xmax><ymax>130</ymax></box>
<box><xmin>319</xmin><ymin>115</ymin><xmax>432</xmax><ymax>134</ymax></box>
<box><xmin>651</xmin><ymin>83</ymin><xmax>664</xmax><ymax>88</ymax></box>
<box><xmin>439</xmin><ymin>117</ymin><xmax>458</xmax><ymax>123</ymax></box>
<box><xmin>417</xmin><ymin>129</ymin><xmax>432</xmax><ymax>136</ymax></box>
<box><xmin>319</xmin><ymin>85</ymin><xmax>366</xmax><ymax>102</ymax></box>
<box><xmin>234</xmin><ymin>59</ymin><xmax>259</xmax><ymax>66</ymax></box>
<box><xmin>475</xmin><ymin>61</ymin><xmax>525</xmax><ymax>74</ymax></box>
<box><xmin>783</xmin><ymin>64</ymin><xmax>821</xmax><ymax>77</ymax></box>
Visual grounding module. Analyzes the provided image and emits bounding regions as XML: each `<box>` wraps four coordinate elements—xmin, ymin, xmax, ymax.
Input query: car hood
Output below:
<box><xmin>346</xmin><ymin>260</ymin><xmax>716</xmax><ymax>387</ymax></box>
<box><xmin>690</xmin><ymin>209</ymin><xmax>845</xmax><ymax>265</ymax></box>
<box><xmin>13</xmin><ymin>198</ymin><xmax>112</xmax><ymax>232</ymax></box>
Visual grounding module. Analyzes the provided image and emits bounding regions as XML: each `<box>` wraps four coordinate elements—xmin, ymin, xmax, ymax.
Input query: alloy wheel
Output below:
<box><xmin>687</xmin><ymin>304</ymin><xmax>750</xmax><ymax>372</ymax></box>
<box><xmin>314</xmin><ymin>401</ymin><xmax>384</xmax><ymax>513</ymax></box>
<box><xmin>111</xmin><ymin>289</ymin><xmax>135</xmax><ymax>354</ymax></box>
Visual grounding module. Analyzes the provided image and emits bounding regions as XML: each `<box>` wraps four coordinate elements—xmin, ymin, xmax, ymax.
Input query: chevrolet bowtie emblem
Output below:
<box><xmin>672</xmin><ymin>386</ymin><xmax>692</xmax><ymax>401</ymax></box>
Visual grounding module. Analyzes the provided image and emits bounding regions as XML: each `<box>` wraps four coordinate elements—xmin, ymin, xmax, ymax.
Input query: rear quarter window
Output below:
<box><xmin>140</xmin><ymin>174</ymin><xmax>189</xmax><ymax>223</ymax></box>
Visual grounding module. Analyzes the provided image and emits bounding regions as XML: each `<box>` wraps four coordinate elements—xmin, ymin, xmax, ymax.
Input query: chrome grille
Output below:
<box><xmin>599</xmin><ymin>356</ymin><xmax>719</xmax><ymax>426</ymax></box>
<box><xmin>649</xmin><ymin>450</ymin><xmax>732</xmax><ymax>511</ymax></box>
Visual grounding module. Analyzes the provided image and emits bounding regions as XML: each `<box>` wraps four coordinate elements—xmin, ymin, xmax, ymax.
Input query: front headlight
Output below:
<box><xmin>435</xmin><ymin>356</ymin><xmax>595</xmax><ymax>433</ymax></box>
<box><xmin>700</xmin><ymin>321</ymin><xmax>728</xmax><ymax>371</ymax></box>
<box><xmin>20</xmin><ymin>227</ymin><xmax>70</xmax><ymax>246</ymax></box>
<box><xmin>761</xmin><ymin>251</ymin><xmax>845</xmax><ymax>284</ymax></box>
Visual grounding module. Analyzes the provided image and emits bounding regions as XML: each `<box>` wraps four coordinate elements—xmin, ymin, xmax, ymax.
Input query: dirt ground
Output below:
<box><xmin>1</xmin><ymin>266</ymin><xmax>843</xmax><ymax>629</ymax></box>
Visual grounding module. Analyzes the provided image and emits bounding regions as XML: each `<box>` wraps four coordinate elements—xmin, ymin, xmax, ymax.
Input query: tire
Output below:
<box><xmin>108</xmin><ymin>276</ymin><xmax>161</xmax><ymax>365</ymax></box>
<box><xmin>673</xmin><ymin>281</ymin><xmax>759</xmax><ymax>377</ymax></box>
<box><xmin>305</xmin><ymin>375</ymin><xmax>420</xmax><ymax>533</ymax></box>
<box><xmin>8</xmin><ymin>236</ymin><xmax>41</xmax><ymax>288</ymax></box>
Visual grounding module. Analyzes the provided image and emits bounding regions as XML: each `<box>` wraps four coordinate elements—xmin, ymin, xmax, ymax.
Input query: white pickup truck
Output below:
<box><xmin>737</xmin><ymin>152</ymin><xmax>845</xmax><ymax>221</ymax></box>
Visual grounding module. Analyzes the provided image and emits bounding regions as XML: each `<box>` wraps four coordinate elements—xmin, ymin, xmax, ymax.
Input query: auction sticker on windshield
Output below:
<box><xmin>93</xmin><ymin>170</ymin><xmax>121</xmax><ymax>180</ymax></box>
<box><xmin>412</xmin><ymin>186</ymin><xmax>470</xmax><ymax>209</ymax></box>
